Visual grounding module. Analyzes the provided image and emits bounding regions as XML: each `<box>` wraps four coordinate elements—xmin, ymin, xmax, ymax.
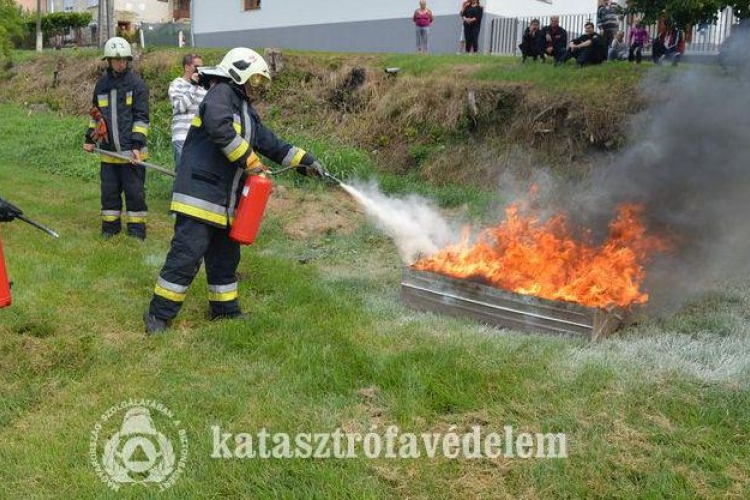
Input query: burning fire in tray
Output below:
<box><xmin>412</xmin><ymin>201</ymin><xmax>669</xmax><ymax>309</ymax></box>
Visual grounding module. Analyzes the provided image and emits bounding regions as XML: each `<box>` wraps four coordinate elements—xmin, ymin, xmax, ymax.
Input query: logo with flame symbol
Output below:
<box><xmin>90</xmin><ymin>400</ymin><xmax>188</xmax><ymax>491</ymax></box>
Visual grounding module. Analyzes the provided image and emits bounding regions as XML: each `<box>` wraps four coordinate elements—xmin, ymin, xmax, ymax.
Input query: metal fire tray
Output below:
<box><xmin>401</xmin><ymin>267</ymin><xmax>627</xmax><ymax>339</ymax></box>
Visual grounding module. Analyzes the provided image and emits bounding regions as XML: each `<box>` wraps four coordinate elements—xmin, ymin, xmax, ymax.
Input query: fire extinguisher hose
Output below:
<box><xmin>93</xmin><ymin>148</ymin><xmax>176</xmax><ymax>178</ymax></box>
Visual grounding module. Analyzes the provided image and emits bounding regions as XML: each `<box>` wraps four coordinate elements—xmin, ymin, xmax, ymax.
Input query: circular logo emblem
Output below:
<box><xmin>90</xmin><ymin>400</ymin><xmax>188</xmax><ymax>491</ymax></box>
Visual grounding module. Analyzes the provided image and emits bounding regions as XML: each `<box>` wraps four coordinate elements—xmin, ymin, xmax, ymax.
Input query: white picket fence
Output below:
<box><xmin>487</xmin><ymin>8</ymin><xmax>739</xmax><ymax>56</ymax></box>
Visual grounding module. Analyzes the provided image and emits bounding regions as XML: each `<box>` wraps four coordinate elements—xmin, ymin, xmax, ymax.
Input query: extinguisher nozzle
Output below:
<box><xmin>322</xmin><ymin>172</ymin><xmax>344</xmax><ymax>186</ymax></box>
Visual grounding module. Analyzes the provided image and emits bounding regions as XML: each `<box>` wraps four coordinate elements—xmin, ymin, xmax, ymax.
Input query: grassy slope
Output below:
<box><xmin>0</xmin><ymin>60</ymin><xmax>749</xmax><ymax>498</ymax></box>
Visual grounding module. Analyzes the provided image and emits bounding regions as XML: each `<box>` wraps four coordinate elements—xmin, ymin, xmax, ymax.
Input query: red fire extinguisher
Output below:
<box><xmin>229</xmin><ymin>174</ymin><xmax>273</xmax><ymax>245</ymax></box>
<box><xmin>0</xmin><ymin>231</ymin><xmax>11</xmax><ymax>308</ymax></box>
<box><xmin>0</xmin><ymin>196</ymin><xmax>59</xmax><ymax>309</ymax></box>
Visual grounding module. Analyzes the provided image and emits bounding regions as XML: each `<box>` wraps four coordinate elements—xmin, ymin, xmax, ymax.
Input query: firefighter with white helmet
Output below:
<box><xmin>144</xmin><ymin>47</ymin><xmax>328</xmax><ymax>334</ymax></box>
<box><xmin>83</xmin><ymin>36</ymin><xmax>150</xmax><ymax>239</ymax></box>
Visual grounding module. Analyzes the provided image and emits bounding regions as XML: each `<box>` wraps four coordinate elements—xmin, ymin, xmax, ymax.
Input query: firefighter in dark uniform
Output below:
<box><xmin>83</xmin><ymin>36</ymin><xmax>150</xmax><ymax>239</ymax></box>
<box><xmin>144</xmin><ymin>48</ymin><xmax>327</xmax><ymax>334</ymax></box>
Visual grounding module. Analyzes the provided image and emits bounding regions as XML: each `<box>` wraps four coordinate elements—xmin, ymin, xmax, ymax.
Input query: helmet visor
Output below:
<box><xmin>248</xmin><ymin>73</ymin><xmax>271</xmax><ymax>91</ymax></box>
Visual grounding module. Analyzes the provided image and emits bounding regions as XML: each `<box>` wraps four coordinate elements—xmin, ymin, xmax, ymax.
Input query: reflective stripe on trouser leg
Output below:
<box><xmin>122</xmin><ymin>163</ymin><xmax>147</xmax><ymax>239</ymax></box>
<box><xmin>205</xmin><ymin>226</ymin><xmax>242</xmax><ymax>317</ymax></box>
<box><xmin>100</xmin><ymin>162</ymin><xmax>123</xmax><ymax>235</ymax></box>
<box><xmin>208</xmin><ymin>282</ymin><xmax>238</xmax><ymax>302</ymax></box>
<box><xmin>149</xmin><ymin>215</ymin><xmax>213</xmax><ymax>320</ymax></box>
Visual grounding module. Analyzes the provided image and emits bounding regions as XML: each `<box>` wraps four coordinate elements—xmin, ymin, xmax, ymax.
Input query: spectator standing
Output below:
<box><xmin>608</xmin><ymin>30</ymin><xmax>629</xmax><ymax>60</ymax></box>
<box><xmin>541</xmin><ymin>16</ymin><xmax>568</xmax><ymax>63</ymax></box>
<box><xmin>628</xmin><ymin>21</ymin><xmax>649</xmax><ymax>63</ymax></box>
<box><xmin>168</xmin><ymin>53</ymin><xmax>207</xmax><ymax>168</ymax></box>
<box><xmin>519</xmin><ymin>18</ymin><xmax>546</xmax><ymax>62</ymax></box>
<box><xmin>456</xmin><ymin>0</ymin><xmax>470</xmax><ymax>53</ymax></box>
<box><xmin>597</xmin><ymin>0</ymin><xmax>621</xmax><ymax>48</ymax></box>
<box><xmin>461</xmin><ymin>0</ymin><xmax>483</xmax><ymax>54</ymax></box>
<box><xmin>560</xmin><ymin>22</ymin><xmax>605</xmax><ymax>67</ymax></box>
<box><xmin>413</xmin><ymin>0</ymin><xmax>434</xmax><ymax>53</ymax></box>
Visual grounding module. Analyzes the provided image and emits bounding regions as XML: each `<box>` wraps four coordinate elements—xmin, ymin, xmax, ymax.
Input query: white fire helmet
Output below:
<box><xmin>218</xmin><ymin>47</ymin><xmax>271</xmax><ymax>90</ymax></box>
<box><xmin>102</xmin><ymin>36</ymin><xmax>132</xmax><ymax>60</ymax></box>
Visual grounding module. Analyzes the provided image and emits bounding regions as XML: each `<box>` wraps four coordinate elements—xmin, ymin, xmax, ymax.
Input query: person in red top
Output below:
<box><xmin>652</xmin><ymin>19</ymin><xmax>684</xmax><ymax>66</ymax></box>
<box><xmin>413</xmin><ymin>0</ymin><xmax>434</xmax><ymax>53</ymax></box>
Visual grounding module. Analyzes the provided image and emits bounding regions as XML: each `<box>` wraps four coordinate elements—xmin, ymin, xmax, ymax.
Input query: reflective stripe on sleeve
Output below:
<box><xmin>223</xmin><ymin>135</ymin><xmax>250</xmax><ymax>163</ymax></box>
<box><xmin>132</xmin><ymin>121</ymin><xmax>150</xmax><ymax>136</ymax></box>
<box><xmin>282</xmin><ymin>147</ymin><xmax>306</xmax><ymax>167</ymax></box>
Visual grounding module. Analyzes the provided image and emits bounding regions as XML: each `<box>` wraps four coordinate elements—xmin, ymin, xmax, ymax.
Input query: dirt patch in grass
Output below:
<box><xmin>269</xmin><ymin>185</ymin><xmax>362</xmax><ymax>240</ymax></box>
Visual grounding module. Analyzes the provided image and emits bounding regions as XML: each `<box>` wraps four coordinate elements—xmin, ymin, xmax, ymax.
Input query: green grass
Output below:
<box><xmin>1</xmin><ymin>104</ymin><xmax>750</xmax><ymax>500</ymax></box>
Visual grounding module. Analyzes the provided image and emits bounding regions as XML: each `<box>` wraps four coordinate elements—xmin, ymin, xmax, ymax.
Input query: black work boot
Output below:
<box><xmin>209</xmin><ymin>311</ymin><xmax>251</xmax><ymax>322</ymax></box>
<box><xmin>144</xmin><ymin>311</ymin><xmax>169</xmax><ymax>335</ymax></box>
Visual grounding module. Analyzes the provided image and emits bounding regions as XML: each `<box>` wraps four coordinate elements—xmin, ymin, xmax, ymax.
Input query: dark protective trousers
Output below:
<box><xmin>149</xmin><ymin>214</ymin><xmax>241</xmax><ymax>321</ymax></box>
<box><xmin>100</xmin><ymin>161</ymin><xmax>147</xmax><ymax>238</ymax></box>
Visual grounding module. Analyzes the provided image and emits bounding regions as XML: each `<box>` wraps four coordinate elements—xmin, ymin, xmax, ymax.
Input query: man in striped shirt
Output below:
<box><xmin>168</xmin><ymin>53</ymin><xmax>207</xmax><ymax>168</ymax></box>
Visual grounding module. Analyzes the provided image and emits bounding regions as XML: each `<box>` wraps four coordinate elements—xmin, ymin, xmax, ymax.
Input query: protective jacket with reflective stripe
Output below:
<box><xmin>170</xmin><ymin>81</ymin><xmax>306</xmax><ymax>228</ymax></box>
<box><xmin>85</xmin><ymin>67</ymin><xmax>150</xmax><ymax>160</ymax></box>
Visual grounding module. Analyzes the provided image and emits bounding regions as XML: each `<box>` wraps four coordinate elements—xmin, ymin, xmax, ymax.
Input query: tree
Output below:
<box><xmin>627</xmin><ymin>0</ymin><xmax>750</xmax><ymax>27</ymax></box>
<box><xmin>0</xmin><ymin>0</ymin><xmax>24</xmax><ymax>60</ymax></box>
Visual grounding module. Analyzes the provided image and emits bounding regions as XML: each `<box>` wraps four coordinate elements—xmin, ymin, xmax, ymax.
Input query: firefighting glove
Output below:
<box><xmin>0</xmin><ymin>198</ymin><xmax>20</xmax><ymax>223</ymax></box>
<box><xmin>297</xmin><ymin>153</ymin><xmax>328</xmax><ymax>178</ymax></box>
<box><xmin>245</xmin><ymin>151</ymin><xmax>269</xmax><ymax>175</ymax></box>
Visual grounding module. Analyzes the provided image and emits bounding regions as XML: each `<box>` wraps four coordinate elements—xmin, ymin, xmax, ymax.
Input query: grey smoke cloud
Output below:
<box><xmin>567</xmin><ymin>24</ymin><xmax>750</xmax><ymax>311</ymax></box>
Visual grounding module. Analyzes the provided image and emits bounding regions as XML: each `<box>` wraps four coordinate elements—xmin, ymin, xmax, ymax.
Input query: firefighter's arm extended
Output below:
<box><xmin>252</xmin><ymin>116</ymin><xmax>329</xmax><ymax>178</ymax></box>
<box><xmin>0</xmin><ymin>197</ymin><xmax>21</xmax><ymax>223</ymax></box>
<box><xmin>0</xmin><ymin>196</ymin><xmax>59</xmax><ymax>237</ymax></box>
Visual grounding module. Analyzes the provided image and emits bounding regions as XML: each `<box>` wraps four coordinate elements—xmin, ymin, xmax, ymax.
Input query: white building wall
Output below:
<box><xmin>115</xmin><ymin>0</ymin><xmax>171</xmax><ymax>23</ymax></box>
<box><xmin>195</xmin><ymin>0</ymin><xmax>596</xmax><ymax>35</ymax></box>
<box><xmin>193</xmin><ymin>0</ymin><xmax>599</xmax><ymax>54</ymax></box>
<box><xmin>485</xmin><ymin>0</ymin><xmax>596</xmax><ymax>17</ymax></box>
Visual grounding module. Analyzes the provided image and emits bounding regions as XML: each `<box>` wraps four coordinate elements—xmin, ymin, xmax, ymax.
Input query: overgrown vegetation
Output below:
<box><xmin>0</xmin><ymin>49</ymin><xmax>648</xmax><ymax>190</ymax></box>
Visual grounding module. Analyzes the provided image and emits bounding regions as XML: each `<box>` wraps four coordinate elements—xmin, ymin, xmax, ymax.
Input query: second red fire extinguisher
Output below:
<box><xmin>0</xmin><ymin>232</ymin><xmax>11</xmax><ymax>308</ymax></box>
<box><xmin>229</xmin><ymin>174</ymin><xmax>273</xmax><ymax>245</ymax></box>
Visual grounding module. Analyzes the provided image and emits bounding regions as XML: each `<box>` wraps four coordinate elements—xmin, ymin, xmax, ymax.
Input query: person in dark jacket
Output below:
<box><xmin>519</xmin><ymin>19</ymin><xmax>545</xmax><ymax>62</ymax></box>
<box><xmin>461</xmin><ymin>0</ymin><xmax>483</xmax><ymax>53</ymax></box>
<box><xmin>83</xmin><ymin>37</ymin><xmax>150</xmax><ymax>239</ymax></box>
<box><xmin>144</xmin><ymin>47</ymin><xmax>328</xmax><ymax>334</ymax></box>
<box><xmin>541</xmin><ymin>16</ymin><xmax>568</xmax><ymax>63</ymax></box>
<box><xmin>559</xmin><ymin>22</ymin><xmax>606</xmax><ymax>67</ymax></box>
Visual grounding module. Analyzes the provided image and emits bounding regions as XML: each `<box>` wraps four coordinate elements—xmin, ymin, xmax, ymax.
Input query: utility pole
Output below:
<box><xmin>97</xmin><ymin>0</ymin><xmax>104</xmax><ymax>46</ymax></box>
<box><xmin>35</xmin><ymin>0</ymin><xmax>43</xmax><ymax>52</ymax></box>
<box><xmin>107</xmin><ymin>0</ymin><xmax>115</xmax><ymax>40</ymax></box>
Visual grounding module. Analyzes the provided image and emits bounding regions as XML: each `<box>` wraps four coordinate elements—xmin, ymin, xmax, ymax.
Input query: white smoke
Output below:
<box><xmin>341</xmin><ymin>181</ymin><xmax>458</xmax><ymax>263</ymax></box>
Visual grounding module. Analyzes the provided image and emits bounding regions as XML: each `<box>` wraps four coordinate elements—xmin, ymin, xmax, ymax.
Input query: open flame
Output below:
<box><xmin>412</xmin><ymin>202</ymin><xmax>668</xmax><ymax>308</ymax></box>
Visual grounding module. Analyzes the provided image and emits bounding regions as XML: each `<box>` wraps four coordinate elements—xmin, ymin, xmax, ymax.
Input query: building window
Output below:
<box><xmin>244</xmin><ymin>0</ymin><xmax>260</xmax><ymax>11</ymax></box>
